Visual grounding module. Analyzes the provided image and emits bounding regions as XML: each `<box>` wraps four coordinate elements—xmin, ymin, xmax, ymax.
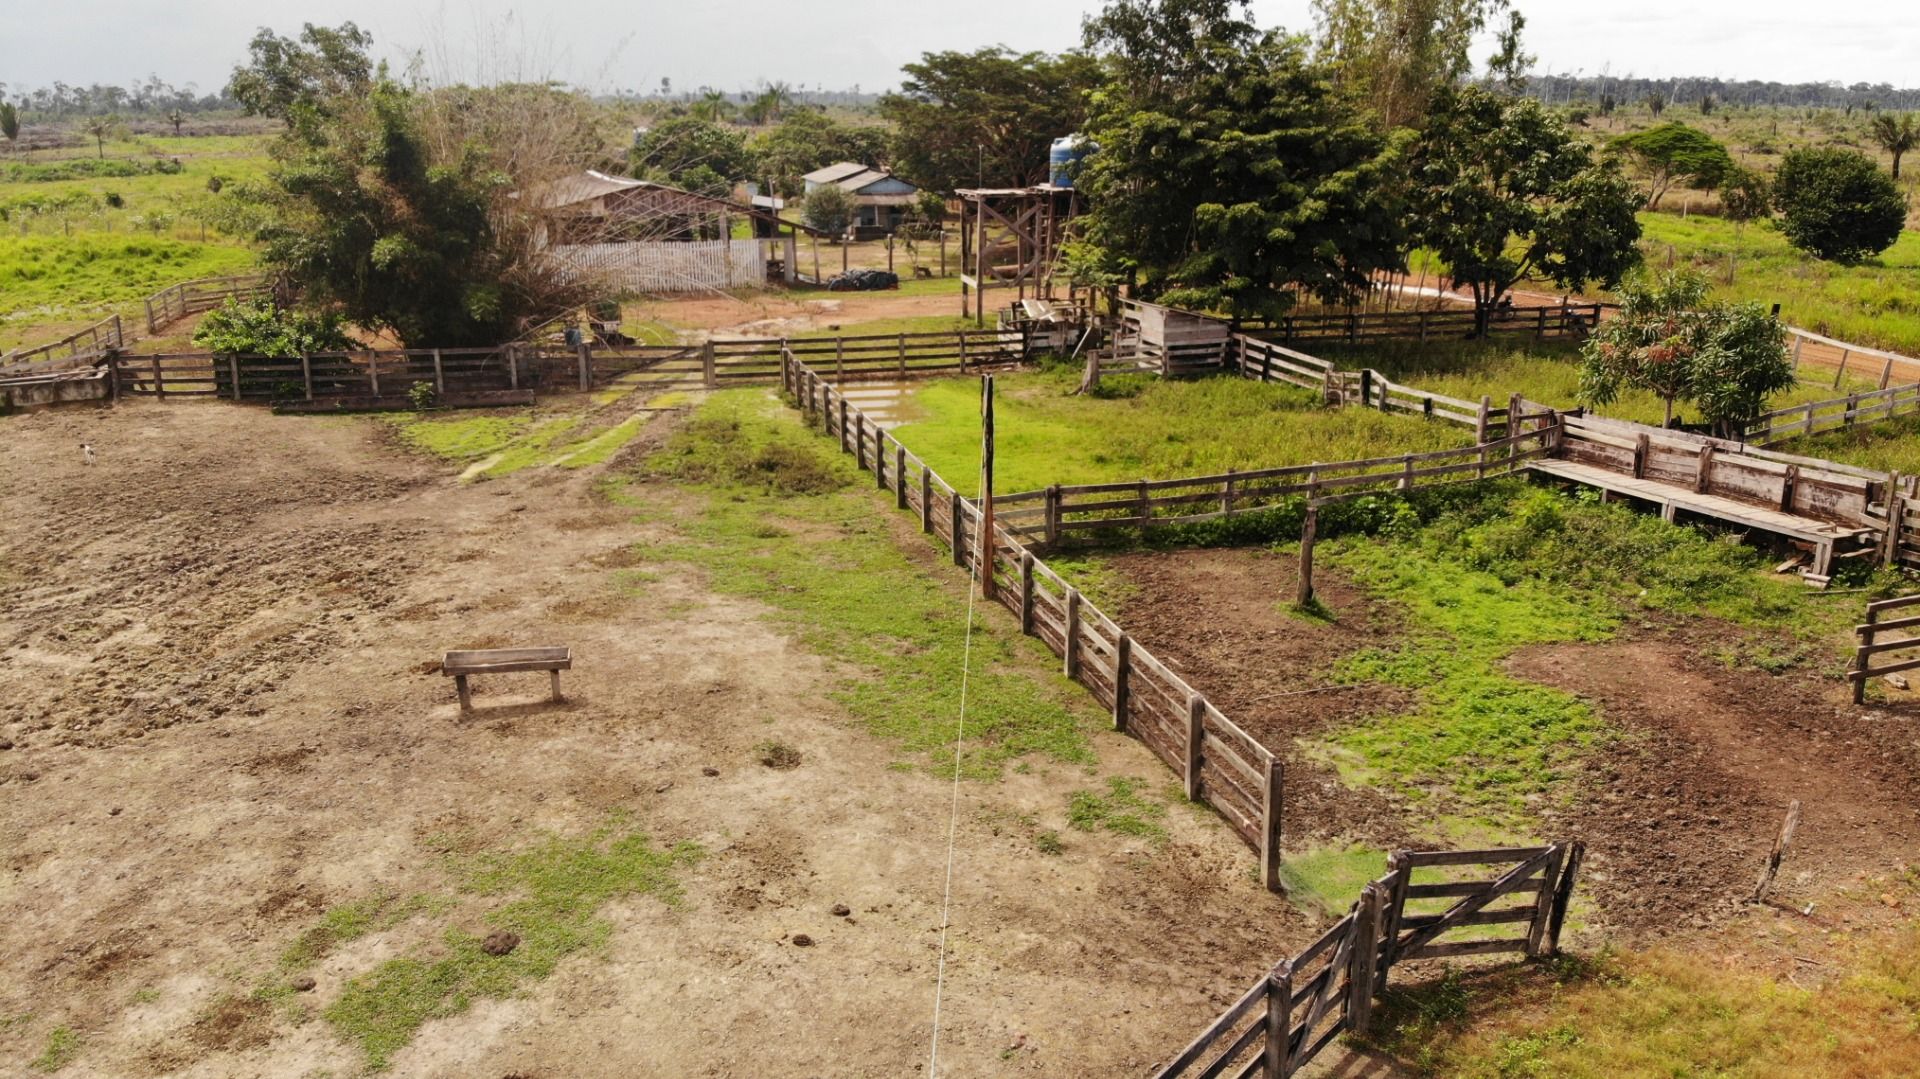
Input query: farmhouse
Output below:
<box><xmin>802</xmin><ymin>161</ymin><xmax>921</xmax><ymax>238</ymax></box>
<box><xmin>532</xmin><ymin>170</ymin><xmax>825</xmax><ymax>292</ymax></box>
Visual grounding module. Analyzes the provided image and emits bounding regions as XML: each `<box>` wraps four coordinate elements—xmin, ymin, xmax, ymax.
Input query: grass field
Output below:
<box><xmin>0</xmin><ymin>233</ymin><xmax>258</xmax><ymax>350</ymax></box>
<box><xmin>894</xmin><ymin>362</ymin><xmax>1472</xmax><ymax>494</ymax></box>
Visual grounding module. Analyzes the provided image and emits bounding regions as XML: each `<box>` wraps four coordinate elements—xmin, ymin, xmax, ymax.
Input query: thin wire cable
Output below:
<box><xmin>926</xmin><ymin>518</ymin><xmax>982</xmax><ymax>1079</ymax></box>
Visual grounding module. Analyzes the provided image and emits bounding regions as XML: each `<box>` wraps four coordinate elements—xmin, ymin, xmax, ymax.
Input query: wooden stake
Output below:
<box><xmin>1297</xmin><ymin>505</ymin><xmax>1319</xmax><ymax>608</ymax></box>
<box><xmin>1112</xmin><ymin>633</ymin><xmax>1131</xmax><ymax>731</ymax></box>
<box><xmin>1750</xmin><ymin>800</ymin><xmax>1802</xmax><ymax>903</ymax></box>
<box><xmin>980</xmin><ymin>375</ymin><xmax>997</xmax><ymax>600</ymax></box>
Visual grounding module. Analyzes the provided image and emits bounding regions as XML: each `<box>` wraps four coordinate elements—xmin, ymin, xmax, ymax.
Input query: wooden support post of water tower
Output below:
<box><xmin>979</xmin><ymin>374</ymin><xmax>997</xmax><ymax>601</ymax></box>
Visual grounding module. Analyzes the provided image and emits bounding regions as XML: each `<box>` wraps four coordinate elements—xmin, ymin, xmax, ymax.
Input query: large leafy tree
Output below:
<box><xmin>880</xmin><ymin>48</ymin><xmax>1100</xmax><ymax>193</ymax></box>
<box><xmin>1312</xmin><ymin>0</ymin><xmax>1511</xmax><ymax>128</ymax></box>
<box><xmin>1610</xmin><ymin>122</ymin><xmax>1734</xmax><ymax>208</ymax></box>
<box><xmin>1075</xmin><ymin>0</ymin><xmax>1407</xmax><ymax>319</ymax></box>
<box><xmin>1772</xmin><ymin>147</ymin><xmax>1907</xmax><ymax>263</ymax></box>
<box><xmin>228</xmin><ymin>22</ymin><xmax>374</xmax><ymax>137</ymax></box>
<box><xmin>1580</xmin><ymin>269</ymin><xmax>1792</xmax><ymax>435</ymax></box>
<box><xmin>630</xmin><ymin>116</ymin><xmax>755</xmax><ymax>197</ymax></box>
<box><xmin>0</xmin><ymin>101</ymin><xmax>19</xmax><ymax>146</ymax></box>
<box><xmin>1409</xmin><ymin>86</ymin><xmax>1642</xmax><ymax>335</ymax></box>
<box><xmin>752</xmin><ymin>111</ymin><xmax>889</xmax><ymax>197</ymax></box>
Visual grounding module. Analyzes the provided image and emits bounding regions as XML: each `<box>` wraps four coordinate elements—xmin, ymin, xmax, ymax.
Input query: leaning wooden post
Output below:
<box><xmin>1751</xmin><ymin>800</ymin><xmax>1804</xmax><ymax>904</ymax></box>
<box><xmin>1526</xmin><ymin>845</ymin><xmax>1569</xmax><ymax>958</ymax></box>
<box><xmin>1264</xmin><ymin>963</ymin><xmax>1295</xmax><ymax>1076</ymax></box>
<box><xmin>1296</xmin><ymin>504</ymin><xmax>1319</xmax><ymax>608</ymax></box>
<box><xmin>1111</xmin><ymin>634</ymin><xmax>1132</xmax><ymax>731</ymax></box>
<box><xmin>1261</xmin><ymin>755</ymin><xmax>1284</xmax><ymax>892</ymax></box>
<box><xmin>1544</xmin><ymin>841</ymin><xmax>1585</xmax><ymax>957</ymax></box>
<box><xmin>1834</xmin><ymin>348</ymin><xmax>1851</xmax><ymax>390</ymax></box>
<box><xmin>1348</xmin><ymin>883</ymin><xmax>1386</xmax><ymax>1033</ymax></box>
<box><xmin>980</xmin><ymin>375</ymin><xmax>997</xmax><ymax>601</ymax></box>
<box><xmin>1184</xmin><ymin>693</ymin><xmax>1205</xmax><ymax>801</ymax></box>
<box><xmin>1063</xmin><ymin>589</ymin><xmax>1082</xmax><ymax>677</ymax></box>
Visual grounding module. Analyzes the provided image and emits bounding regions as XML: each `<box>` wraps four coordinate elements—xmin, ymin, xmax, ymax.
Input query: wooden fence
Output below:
<box><xmin>780</xmin><ymin>347</ymin><xmax>1289</xmax><ymax>889</ymax></box>
<box><xmin>3</xmin><ymin>314</ymin><xmax>124</xmax><ymax>369</ymax></box>
<box><xmin>1242</xmin><ymin>303</ymin><xmax>1604</xmax><ymax>345</ymax></box>
<box><xmin>989</xmin><ymin>419</ymin><xmax>1560</xmax><ymax>547</ymax></box>
<box><xmin>1785</xmin><ymin>326</ymin><xmax>1920</xmax><ymax>388</ymax></box>
<box><xmin>1743</xmin><ymin>382</ymin><xmax>1920</xmax><ymax>446</ymax></box>
<box><xmin>143</xmin><ymin>274</ymin><xmax>273</xmax><ymax>333</ymax></box>
<box><xmin>1154</xmin><ymin>843</ymin><xmax>1582</xmax><ymax>1079</ymax></box>
<box><xmin>1851</xmin><ymin>594</ymin><xmax>1920</xmax><ymax>703</ymax></box>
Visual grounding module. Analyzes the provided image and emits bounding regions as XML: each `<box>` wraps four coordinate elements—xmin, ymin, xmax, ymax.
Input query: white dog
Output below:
<box><xmin>82</xmin><ymin>443</ymin><xmax>95</xmax><ymax>466</ymax></box>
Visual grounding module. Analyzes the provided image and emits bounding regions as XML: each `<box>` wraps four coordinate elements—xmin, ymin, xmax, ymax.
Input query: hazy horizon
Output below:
<box><xmin>5</xmin><ymin>0</ymin><xmax>1917</xmax><ymax>100</ymax></box>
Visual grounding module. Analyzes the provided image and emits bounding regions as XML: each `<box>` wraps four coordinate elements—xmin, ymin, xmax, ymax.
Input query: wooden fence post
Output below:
<box><xmin>367</xmin><ymin>351</ymin><xmax>381</xmax><ymax>397</ymax></box>
<box><xmin>895</xmin><ymin>447</ymin><xmax>909</xmax><ymax>509</ymax></box>
<box><xmin>1297</xmin><ymin>505</ymin><xmax>1319</xmax><ymax>607</ymax></box>
<box><xmin>1063</xmin><ymin>589</ymin><xmax>1082</xmax><ymax>677</ymax></box>
<box><xmin>1112</xmin><ymin>634</ymin><xmax>1132</xmax><ymax>731</ymax></box>
<box><xmin>839</xmin><ymin>399</ymin><xmax>851</xmax><ymax>453</ymax></box>
<box><xmin>702</xmin><ymin>340</ymin><xmax>717</xmax><ymax>389</ymax></box>
<box><xmin>835</xmin><ymin>337</ymin><xmax>845</xmax><ymax>382</ymax></box>
<box><xmin>1379</xmin><ymin>852</ymin><xmax>1411</xmax><ymax>983</ymax></box>
<box><xmin>1633</xmin><ymin>434</ymin><xmax>1650</xmax><ymax>480</ymax></box>
<box><xmin>950</xmin><ymin>492</ymin><xmax>965</xmax><ymax>568</ymax></box>
<box><xmin>1261</xmin><ymin>756</ymin><xmax>1284</xmax><ymax>892</ymax></box>
<box><xmin>1019</xmin><ymin>552</ymin><xmax>1036</xmax><ymax>635</ymax></box>
<box><xmin>151</xmin><ymin>355</ymin><xmax>166</xmax><ymax>400</ymax></box>
<box><xmin>1266</xmin><ymin>963</ymin><xmax>1293</xmax><ymax>1078</ymax></box>
<box><xmin>577</xmin><ymin>340</ymin><xmax>592</xmax><ymax>391</ymax></box>
<box><xmin>1475</xmin><ymin>395</ymin><xmax>1491</xmax><ymax>444</ymax></box>
<box><xmin>1184</xmin><ymin>693</ymin><xmax>1205</xmax><ymax>801</ymax></box>
<box><xmin>1834</xmin><ymin>348</ymin><xmax>1850</xmax><ymax>389</ymax></box>
<box><xmin>1044</xmin><ymin>485</ymin><xmax>1062</xmax><ymax>546</ymax></box>
<box><xmin>432</xmin><ymin>349</ymin><xmax>445</xmax><ymax>397</ymax></box>
<box><xmin>508</xmin><ymin>346</ymin><xmax>520</xmax><ymax>391</ymax></box>
<box><xmin>920</xmin><ymin>469</ymin><xmax>933</xmax><ymax>533</ymax></box>
<box><xmin>1348</xmin><ymin>884</ymin><xmax>1386</xmax><ymax>1034</ymax></box>
<box><xmin>898</xmin><ymin>331</ymin><xmax>908</xmax><ymax>376</ymax></box>
<box><xmin>1222</xmin><ymin>468</ymin><xmax>1236</xmax><ymax>515</ymax></box>
<box><xmin>1545</xmin><ymin>841</ymin><xmax>1584</xmax><ymax>957</ymax></box>
<box><xmin>228</xmin><ymin>355</ymin><xmax>242</xmax><ymax>401</ymax></box>
<box><xmin>1526</xmin><ymin>845</ymin><xmax>1569</xmax><ymax>957</ymax></box>
<box><xmin>1695</xmin><ymin>443</ymin><xmax>1716</xmax><ymax>494</ymax></box>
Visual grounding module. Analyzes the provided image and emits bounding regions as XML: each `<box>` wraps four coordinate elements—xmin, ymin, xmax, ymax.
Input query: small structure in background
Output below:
<box><xmin>531</xmin><ymin>171</ymin><xmax>828</xmax><ymax>292</ymax></box>
<box><xmin>956</xmin><ymin>185</ymin><xmax>1080</xmax><ymax>325</ymax></box>
<box><xmin>803</xmin><ymin>162</ymin><xmax>921</xmax><ymax>239</ymax></box>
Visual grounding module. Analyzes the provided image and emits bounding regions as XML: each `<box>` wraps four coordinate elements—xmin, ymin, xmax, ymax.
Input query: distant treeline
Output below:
<box><xmin>0</xmin><ymin>77</ymin><xmax>240</xmax><ymax>118</ymax></box>
<box><xmin>1525</xmin><ymin>74</ymin><xmax>1920</xmax><ymax>111</ymax></box>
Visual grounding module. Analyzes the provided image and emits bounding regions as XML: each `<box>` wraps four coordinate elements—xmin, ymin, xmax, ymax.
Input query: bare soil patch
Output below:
<box><xmin>0</xmin><ymin>398</ymin><xmax>1304</xmax><ymax>1077</ymax></box>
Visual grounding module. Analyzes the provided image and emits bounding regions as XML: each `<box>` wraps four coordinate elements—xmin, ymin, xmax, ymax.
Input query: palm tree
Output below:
<box><xmin>688</xmin><ymin>90</ymin><xmax>733</xmax><ymax>123</ymax></box>
<box><xmin>166</xmin><ymin>109</ymin><xmax>185</xmax><ymax>136</ymax></box>
<box><xmin>83</xmin><ymin>114</ymin><xmax>119</xmax><ymax>158</ymax></box>
<box><xmin>1870</xmin><ymin>113</ymin><xmax>1919</xmax><ymax>179</ymax></box>
<box><xmin>746</xmin><ymin>82</ymin><xmax>793</xmax><ymax>126</ymax></box>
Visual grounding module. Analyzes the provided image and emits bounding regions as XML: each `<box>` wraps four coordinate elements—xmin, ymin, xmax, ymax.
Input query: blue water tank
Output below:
<box><xmin>1049</xmin><ymin>134</ymin><xmax>1095</xmax><ymax>188</ymax></box>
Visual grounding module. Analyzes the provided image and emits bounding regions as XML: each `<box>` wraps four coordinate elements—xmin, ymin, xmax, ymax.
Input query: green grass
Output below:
<box><xmin>0</xmin><ymin>233</ymin><xmax>257</xmax><ymax>349</ymax></box>
<box><xmin>1275</xmin><ymin>844</ymin><xmax>1391</xmax><ymax>918</ymax></box>
<box><xmin>631</xmin><ymin>388</ymin><xmax>1102</xmax><ymax>776</ymax></box>
<box><xmin>1781</xmin><ymin>411</ymin><xmax>1920</xmax><ymax>476</ymax></box>
<box><xmin>1635</xmin><ymin>213</ymin><xmax>1920</xmax><ymax>356</ymax></box>
<box><xmin>1309</xmin><ymin>336</ymin><xmax>1879</xmax><ymax>429</ymax></box>
<box><xmin>384</xmin><ymin>411</ymin><xmax>537</xmax><ymax>461</ymax></box>
<box><xmin>382</xmin><ymin>410</ymin><xmax>651</xmax><ymax>478</ymax></box>
<box><xmin>318</xmin><ymin>820</ymin><xmax>700</xmax><ymax>1070</ymax></box>
<box><xmin>791</xmin><ymin>313</ymin><xmax>978</xmax><ymax>339</ymax></box>
<box><xmin>895</xmin><ymin>363</ymin><xmax>1471</xmax><ymax>494</ymax></box>
<box><xmin>1305</xmin><ymin>482</ymin><xmax>1882</xmax><ymax>836</ymax></box>
<box><xmin>1065</xmin><ymin>777</ymin><xmax>1168</xmax><ymax>843</ymax></box>
<box><xmin>278</xmin><ymin>893</ymin><xmax>441</xmax><ymax>970</ymax></box>
<box><xmin>29</xmin><ymin>1027</ymin><xmax>80</xmax><ymax>1073</ymax></box>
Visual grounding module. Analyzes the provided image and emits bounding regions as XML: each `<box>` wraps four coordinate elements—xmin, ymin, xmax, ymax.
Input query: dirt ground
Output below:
<box><xmin>0</xmin><ymin>398</ymin><xmax>1308</xmax><ymax>1077</ymax></box>
<box><xmin>639</xmin><ymin>281</ymin><xmax>967</xmax><ymax>340</ymax></box>
<box><xmin>1105</xmin><ymin>546</ymin><xmax>1920</xmax><ymax>943</ymax></box>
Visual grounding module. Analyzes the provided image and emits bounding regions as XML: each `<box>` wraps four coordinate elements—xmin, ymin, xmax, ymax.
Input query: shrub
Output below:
<box><xmin>802</xmin><ymin>185</ymin><xmax>855</xmax><ymax>237</ymax></box>
<box><xmin>193</xmin><ymin>297</ymin><xmax>357</xmax><ymax>358</ymax></box>
<box><xmin>1772</xmin><ymin>147</ymin><xmax>1907</xmax><ymax>262</ymax></box>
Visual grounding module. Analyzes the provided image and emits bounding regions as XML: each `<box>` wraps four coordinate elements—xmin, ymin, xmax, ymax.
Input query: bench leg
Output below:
<box><xmin>1813</xmin><ymin>542</ymin><xmax>1834</xmax><ymax>579</ymax></box>
<box><xmin>1660</xmin><ymin>501</ymin><xmax>1677</xmax><ymax>523</ymax></box>
<box><xmin>455</xmin><ymin>675</ymin><xmax>473</xmax><ymax>712</ymax></box>
<box><xmin>550</xmin><ymin>669</ymin><xmax>564</xmax><ymax>703</ymax></box>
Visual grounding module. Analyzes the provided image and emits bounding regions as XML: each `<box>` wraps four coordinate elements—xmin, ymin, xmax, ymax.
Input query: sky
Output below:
<box><xmin>5</xmin><ymin>0</ymin><xmax>1917</xmax><ymax>97</ymax></box>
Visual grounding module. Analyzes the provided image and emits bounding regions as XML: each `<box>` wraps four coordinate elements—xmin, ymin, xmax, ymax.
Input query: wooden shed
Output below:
<box><xmin>1115</xmin><ymin>299</ymin><xmax>1232</xmax><ymax>376</ymax></box>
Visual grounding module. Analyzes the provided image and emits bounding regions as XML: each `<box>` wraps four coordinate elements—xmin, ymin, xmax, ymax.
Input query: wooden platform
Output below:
<box><xmin>1530</xmin><ymin>458</ymin><xmax>1873</xmax><ymax>576</ymax></box>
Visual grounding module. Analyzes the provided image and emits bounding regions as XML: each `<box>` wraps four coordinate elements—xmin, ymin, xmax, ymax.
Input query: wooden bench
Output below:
<box><xmin>442</xmin><ymin>646</ymin><xmax>572</xmax><ymax>710</ymax></box>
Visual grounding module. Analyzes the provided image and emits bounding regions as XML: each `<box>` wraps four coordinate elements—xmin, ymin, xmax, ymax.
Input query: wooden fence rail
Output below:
<box><xmin>3</xmin><ymin>314</ymin><xmax>124</xmax><ymax>370</ymax></box>
<box><xmin>1744</xmin><ymin>381</ymin><xmax>1920</xmax><ymax>446</ymax></box>
<box><xmin>780</xmin><ymin>346</ymin><xmax>1288</xmax><ymax>889</ymax></box>
<box><xmin>143</xmin><ymin>274</ymin><xmax>274</xmax><ymax>334</ymax></box>
<box><xmin>1153</xmin><ymin>843</ymin><xmax>1583</xmax><ymax>1079</ymax></box>
<box><xmin>1240</xmin><ymin>303</ymin><xmax>1604</xmax><ymax>345</ymax></box>
<box><xmin>1851</xmin><ymin>594</ymin><xmax>1920</xmax><ymax>703</ymax></box>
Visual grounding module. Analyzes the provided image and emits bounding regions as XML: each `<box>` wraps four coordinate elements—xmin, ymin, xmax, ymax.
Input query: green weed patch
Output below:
<box><xmin>633</xmin><ymin>390</ymin><xmax>1101</xmax><ymax>777</ymax></box>
<box><xmin>1065</xmin><ymin>777</ymin><xmax>1168</xmax><ymax>843</ymax></box>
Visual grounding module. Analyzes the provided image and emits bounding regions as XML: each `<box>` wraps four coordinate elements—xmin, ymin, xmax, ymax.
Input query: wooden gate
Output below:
<box><xmin>1152</xmin><ymin>843</ymin><xmax>1583</xmax><ymax>1079</ymax></box>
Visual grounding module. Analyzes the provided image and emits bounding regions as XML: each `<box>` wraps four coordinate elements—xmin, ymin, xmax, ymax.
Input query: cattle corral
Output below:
<box><xmin>6</xmin><ymin>280</ymin><xmax>1920</xmax><ymax>1076</ymax></box>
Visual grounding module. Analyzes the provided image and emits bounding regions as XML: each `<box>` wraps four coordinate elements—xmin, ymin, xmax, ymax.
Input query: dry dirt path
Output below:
<box><xmin>0</xmin><ymin>399</ymin><xmax>1300</xmax><ymax>1077</ymax></box>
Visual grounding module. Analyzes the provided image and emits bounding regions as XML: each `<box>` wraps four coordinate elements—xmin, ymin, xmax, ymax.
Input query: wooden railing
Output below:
<box><xmin>1240</xmin><ymin>303</ymin><xmax>1603</xmax><ymax>345</ymax></box>
<box><xmin>143</xmin><ymin>274</ymin><xmax>273</xmax><ymax>333</ymax></box>
<box><xmin>1743</xmin><ymin>382</ymin><xmax>1920</xmax><ymax>446</ymax></box>
<box><xmin>989</xmin><ymin>416</ymin><xmax>1561</xmax><ymax>547</ymax></box>
<box><xmin>780</xmin><ymin>347</ymin><xmax>1289</xmax><ymax>890</ymax></box>
<box><xmin>3</xmin><ymin>314</ymin><xmax>124</xmax><ymax>369</ymax></box>
<box><xmin>1851</xmin><ymin>594</ymin><xmax>1920</xmax><ymax>704</ymax></box>
<box><xmin>1154</xmin><ymin>844</ymin><xmax>1583</xmax><ymax>1079</ymax></box>
<box><xmin>1786</xmin><ymin>325</ymin><xmax>1920</xmax><ymax>388</ymax></box>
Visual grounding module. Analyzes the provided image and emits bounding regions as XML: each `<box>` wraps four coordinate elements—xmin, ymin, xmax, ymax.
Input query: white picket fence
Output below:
<box><xmin>550</xmin><ymin>239</ymin><xmax>771</xmax><ymax>293</ymax></box>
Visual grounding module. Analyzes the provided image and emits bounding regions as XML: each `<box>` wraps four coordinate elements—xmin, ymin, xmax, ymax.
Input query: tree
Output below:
<box><xmin>802</xmin><ymin>184</ymin><xmax>854</xmax><ymax>237</ymax></box>
<box><xmin>193</xmin><ymin>296</ymin><xmax>357</xmax><ymax>357</ymax></box>
<box><xmin>1484</xmin><ymin>7</ymin><xmax>1532</xmax><ymax>97</ymax></box>
<box><xmin>880</xmin><ymin>47</ymin><xmax>1100</xmax><ymax>193</ymax></box>
<box><xmin>1610</xmin><ymin>122</ymin><xmax>1734</xmax><ymax>208</ymax></box>
<box><xmin>1409</xmin><ymin>86</ymin><xmax>1642</xmax><ymax>335</ymax></box>
<box><xmin>630</xmin><ymin>116</ymin><xmax>755</xmax><ymax>196</ymax></box>
<box><xmin>228</xmin><ymin>22</ymin><xmax>373</xmax><ymax>137</ymax></box>
<box><xmin>1580</xmin><ymin>269</ymin><xmax>1792</xmax><ymax>435</ymax></box>
<box><xmin>753</xmin><ymin>110</ymin><xmax>889</xmax><ymax>197</ymax></box>
<box><xmin>687</xmin><ymin>91</ymin><xmax>733</xmax><ymax>123</ymax></box>
<box><xmin>1772</xmin><ymin>147</ymin><xmax>1907</xmax><ymax>262</ymax></box>
<box><xmin>1644</xmin><ymin>94</ymin><xmax>1664</xmax><ymax>117</ymax></box>
<box><xmin>1869</xmin><ymin>112</ymin><xmax>1919</xmax><ymax>179</ymax></box>
<box><xmin>0</xmin><ymin>101</ymin><xmax>17</xmax><ymax>146</ymax></box>
<box><xmin>1076</xmin><ymin>0</ymin><xmax>1407</xmax><ymax>318</ymax></box>
<box><xmin>742</xmin><ymin>82</ymin><xmax>793</xmax><ymax>125</ymax></box>
<box><xmin>82</xmin><ymin>114</ymin><xmax>120</xmax><ymax>157</ymax></box>
<box><xmin>1719</xmin><ymin>166</ymin><xmax>1771</xmax><ymax>227</ymax></box>
<box><xmin>166</xmin><ymin>108</ymin><xmax>185</xmax><ymax>136</ymax></box>
<box><xmin>1312</xmin><ymin>0</ymin><xmax>1512</xmax><ymax>128</ymax></box>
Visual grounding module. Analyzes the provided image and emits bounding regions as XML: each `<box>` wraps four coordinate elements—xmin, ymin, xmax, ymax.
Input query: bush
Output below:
<box><xmin>193</xmin><ymin>297</ymin><xmax>357</xmax><ymax>358</ymax></box>
<box><xmin>1772</xmin><ymin>148</ymin><xmax>1907</xmax><ymax>262</ymax></box>
<box><xmin>803</xmin><ymin>185</ymin><xmax>855</xmax><ymax>237</ymax></box>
